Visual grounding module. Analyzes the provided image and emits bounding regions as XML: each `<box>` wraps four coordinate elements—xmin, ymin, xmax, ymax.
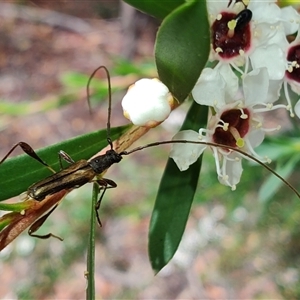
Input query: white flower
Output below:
<box><xmin>171</xmin><ymin>68</ymin><xmax>283</xmax><ymax>190</ymax></box>
<box><xmin>283</xmin><ymin>27</ymin><xmax>300</xmax><ymax>118</ymax></box>
<box><xmin>121</xmin><ymin>78</ymin><xmax>174</xmax><ymax>127</ymax></box>
<box><xmin>207</xmin><ymin>0</ymin><xmax>295</xmax><ymax>80</ymax></box>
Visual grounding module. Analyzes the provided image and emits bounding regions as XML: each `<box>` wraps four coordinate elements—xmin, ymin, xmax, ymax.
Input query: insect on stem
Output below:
<box><xmin>0</xmin><ymin>66</ymin><xmax>122</xmax><ymax>241</ymax></box>
<box><xmin>1</xmin><ymin>64</ymin><xmax>299</xmax><ymax>245</ymax></box>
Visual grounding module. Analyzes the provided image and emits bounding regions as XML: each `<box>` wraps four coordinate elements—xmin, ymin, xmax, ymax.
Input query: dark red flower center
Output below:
<box><xmin>211</xmin><ymin>10</ymin><xmax>252</xmax><ymax>60</ymax></box>
<box><xmin>213</xmin><ymin>108</ymin><xmax>250</xmax><ymax>148</ymax></box>
<box><xmin>286</xmin><ymin>45</ymin><xmax>300</xmax><ymax>83</ymax></box>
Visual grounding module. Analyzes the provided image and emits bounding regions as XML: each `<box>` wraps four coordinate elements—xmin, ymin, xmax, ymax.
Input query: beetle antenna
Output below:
<box><xmin>86</xmin><ymin>66</ymin><xmax>113</xmax><ymax>149</ymax></box>
<box><xmin>120</xmin><ymin>139</ymin><xmax>300</xmax><ymax>199</ymax></box>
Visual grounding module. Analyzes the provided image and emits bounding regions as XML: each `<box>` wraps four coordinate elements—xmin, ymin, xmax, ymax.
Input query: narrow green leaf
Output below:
<box><xmin>0</xmin><ymin>101</ymin><xmax>31</xmax><ymax>115</ymax></box>
<box><xmin>0</xmin><ymin>96</ymin><xmax>78</xmax><ymax>116</ymax></box>
<box><xmin>0</xmin><ymin>126</ymin><xmax>128</xmax><ymax>201</ymax></box>
<box><xmin>256</xmin><ymin>137</ymin><xmax>300</xmax><ymax>161</ymax></box>
<box><xmin>259</xmin><ymin>154</ymin><xmax>300</xmax><ymax>204</ymax></box>
<box><xmin>149</xmin><ymin>102</ymin><xmax>208</xmax><ymax>273</ymax></box>
<box><xmin>59</xmin><ymin>72</ymin><xmax>91</xmax><ymax>88</ymax></box>
<box><xmin>155</xmin><ymin>0</ymin><xmax>210</xmax><ymax>102</ymax></box>
<box><xmin>123</xmin><ymin>0</ymin><xmax>185</xmax><ymax>20</ymax></box>
<box><xmin>86</xmin><ymin>183</ymin><xmax>98</xmax><ymax>300</ymax></box>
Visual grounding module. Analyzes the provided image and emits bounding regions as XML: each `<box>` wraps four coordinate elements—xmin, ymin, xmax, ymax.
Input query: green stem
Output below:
<box><xmin>86</xmin><ymin>183</ymin><xmax>98</xmax><ymax>299</ymax></box>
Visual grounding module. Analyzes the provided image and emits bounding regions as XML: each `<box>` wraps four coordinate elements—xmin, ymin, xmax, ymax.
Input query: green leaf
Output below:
<box><xmin>259</xmin><ymin>154</ymin><xmax>300</xmax><ymax>204</ymax></box>
<box><xmin>155</xmin><ymin>0</ymin><xmax>210</xmax><ymax>102</ymax></box>
<box><xmin>149</xmin><ymin>102</ymin><xmax>208</xmax><ymax>273</ymax></box>
<box><xmin>256</xmin><ymin>136</ymin><xmax>300</xmax><ymax>161</ymax></box>
<box><xmin>123</xmin><ymin>0</ymin><xmax>185</xmax><ymax>20</ymax></box>
<box><xmin>0</xmin><ymin>95</ymin><xmax>78</xmax><ymax>116</ymax></box>
<box><xmin>112</xmin><ymin>57</ymin><xmax>156</xmax><ymax>76</ymax></box>
<box><xmin>59</xmin><ymin>72</ymin><xmax>90</xmax><ymax>88</ymax></box>
<box><xmin>0</xmin><ymin>101</ymin><xmax>31</xmax><ymax>115</ymax></box>
<box><xmin>0</xmin><ymin>126</ymin><xmax>128</xmax><ymax>201</ymax></box>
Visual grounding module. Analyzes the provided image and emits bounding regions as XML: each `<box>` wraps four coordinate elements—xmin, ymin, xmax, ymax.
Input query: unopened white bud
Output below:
<box><xmin>121</xmin><ymin>78</ymin><xmax>174</xmax><ymax>127</ymax></box>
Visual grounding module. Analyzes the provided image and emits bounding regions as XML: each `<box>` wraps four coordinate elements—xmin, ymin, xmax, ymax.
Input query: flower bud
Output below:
<box><xmin>121</xmin><ymin>78</ymin><xmax>175</xmax><ymax>127</ymax></box>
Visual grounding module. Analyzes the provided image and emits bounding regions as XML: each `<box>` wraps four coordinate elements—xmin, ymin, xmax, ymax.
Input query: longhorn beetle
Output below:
<box><xmin>0</xmin><ymin>66</ymin><xmax>126</xmax><ymax>238</ymax></box>
<box><xmin>0</xmin><ymin>66</ymin><xmax>299</xmax><ymax>241</ymax></box>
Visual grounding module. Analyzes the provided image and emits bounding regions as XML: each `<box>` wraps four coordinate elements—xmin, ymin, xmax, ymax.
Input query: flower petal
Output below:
<box><xmin>249</xmin><ymin>1</ymin><xmax>281</xmax><ymax>24</ymax></box>
<box><xmin>170</xmin><ymin>130</ymin><xmax>206</xmax><ymax>171</ymax></box>
<box><xmin>217</xmin><ymin>63</ymin><xmax>239</xmax><ymax>99</ymax></box>
<box><xmin>250</xmin><ymin>45</ymin><xmax>286</xmax><ymax>80</ymax></box>
<box><xmin>280</xmin><ymin>6</ymin><xmax>300</xmax><ymax>35</ymax></box>
<box><xmin>192</xmin><ymin>68</ymin><xmax>226</xmax><ymax>107</ymax></box>
<box><xmin>247</xmin><ymin>129</ymin><xmax>265</xmax><ymax>148</ymax></box>
<box><xmin>243</xmin><ymin>68</ymin><xmax>269</xmax><ymax>106</ymax></box>
<box><xmin>294</xmin><ymin>99</ymin><xmax>300</xmax><ymax>119</ymax></box>
<box><xmin>218</xmin><ymin>158</ymin><xmax>243</xmax><ymax>188</ymax></box>
<box><xmin>265</xmin><ymin>79</ymin><xmax>282</xmax><ymax>103</ymax></box>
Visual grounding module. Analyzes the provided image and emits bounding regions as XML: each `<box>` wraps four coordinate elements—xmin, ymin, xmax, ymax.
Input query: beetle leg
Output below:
<box><xmin>28</xmin><ymin>204</ymin><xmax>63</xmax><ymax>241</ymax></box>
<box><xmin>94</xmin><ymin>178</ymin><xmax>117</xmax><ymax>226</ymax></box>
